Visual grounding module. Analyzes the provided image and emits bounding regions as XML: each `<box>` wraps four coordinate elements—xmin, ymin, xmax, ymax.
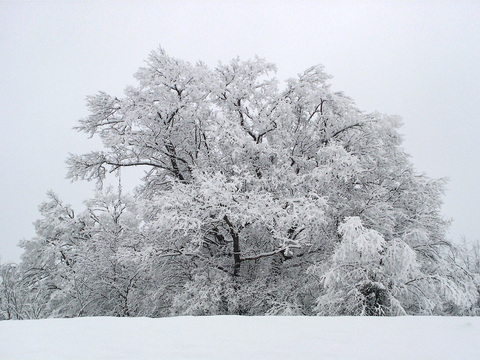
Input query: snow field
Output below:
<box><xmin>1</xmin><ymin>316</ymin><xmax>479</xmax><ymax>359</ymax></box>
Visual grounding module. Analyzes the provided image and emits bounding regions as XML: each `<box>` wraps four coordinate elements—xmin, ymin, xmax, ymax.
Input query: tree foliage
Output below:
<box><xmin>1</xmin><ymin>47</ymin><xmax>477</xmax><ymax>318</ymax></box>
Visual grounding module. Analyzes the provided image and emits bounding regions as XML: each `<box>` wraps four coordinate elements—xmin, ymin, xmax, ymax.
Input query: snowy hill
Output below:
<box><xmin>0</xmin><ymin>316</ymin><xmax>479</xmax><ymax>359</ymax></box>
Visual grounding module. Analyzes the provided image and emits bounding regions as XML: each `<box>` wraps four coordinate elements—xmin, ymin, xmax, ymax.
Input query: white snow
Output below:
<box><xmin>0</xmin><ymin>316</ymin><xmax>479</xmax><ymax>359</ymax></box>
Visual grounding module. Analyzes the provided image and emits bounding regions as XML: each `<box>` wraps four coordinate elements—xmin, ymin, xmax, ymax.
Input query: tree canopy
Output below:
<box><xmin>1</xmin><ymin>48</ymin><xmax>478</xmax><ymax>319</ymax></box>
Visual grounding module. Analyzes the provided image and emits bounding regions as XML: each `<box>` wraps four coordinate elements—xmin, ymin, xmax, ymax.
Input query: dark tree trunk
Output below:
<box><xmin>232</xmin><ymin>231</ymin><xmax>241</xmax><ymax>277</ymax></box>
<box><xmin>165</xmin><ymin>141</ymin><xmax>185</xmax><ymax>181</ymax></box>
<box><xmin>224</xmin><ymin>215</ymin><xmax>241</xmax><ymax>277</ymax></box>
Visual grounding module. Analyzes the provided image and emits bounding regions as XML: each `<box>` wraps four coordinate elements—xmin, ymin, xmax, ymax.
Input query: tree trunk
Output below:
<box><xmin>232</xmin><ymin>231</ymin><xmax>241</xmax><ymax>277</ymax></box>
<box><xmin>165</xmin><ymin>141</ymin><xmax>185</xmax><ymax>181</ymax></box>
<box><xmin>224</xmin><ymin>215</ymin><xmax>241</xmax><ymax>277</ymax></box>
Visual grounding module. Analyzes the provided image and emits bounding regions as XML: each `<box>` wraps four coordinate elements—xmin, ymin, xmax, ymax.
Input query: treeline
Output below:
<box><xmin>1</xmin><ymin>49</ymin><xmax>479</xmax><ymax>319</ymax></box>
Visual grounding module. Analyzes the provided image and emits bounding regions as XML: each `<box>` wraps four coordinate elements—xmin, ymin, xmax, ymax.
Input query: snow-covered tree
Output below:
<box><xmin>2</xmin><ymin>47</ymin><xmax>475</xmax><ymax>318</ymax></box>
<box><xmin>314</xmin><ymin>217</ymin><xmax>476</xmax><ymax>315</ymax></box>
<box><xmin>64</xmin><ymin>47</ymin><xmax>476</xmax><ymax>315</ymax></box>
<box><xmin>0</xmin><ymin>263</ymin><xmax>26</xmax><ymax>320</ymax></box>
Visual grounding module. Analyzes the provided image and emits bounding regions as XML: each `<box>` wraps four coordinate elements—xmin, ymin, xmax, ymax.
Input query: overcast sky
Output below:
<box><xmin>1</xmin><ymin>1</ymin><xmax>479</xmax><ymax>262</ymax></box>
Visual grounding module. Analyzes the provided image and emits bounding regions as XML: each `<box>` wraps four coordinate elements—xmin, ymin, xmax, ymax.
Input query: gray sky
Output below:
<box><xmin>1</xmin><ymin>1</ymin><xmax>479</xmax><ymax>262</ymax></box>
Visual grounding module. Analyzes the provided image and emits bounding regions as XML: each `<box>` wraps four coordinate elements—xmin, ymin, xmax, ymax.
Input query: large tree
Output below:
<box><xmin>2</xmin><ymin>47</ymin><xmax>475</xmax><ymax>318</ymax></box>
<box><xmin>64</xmin><ymin>48</ymin><xmax>476</xmax><ymax>315</ymax></box>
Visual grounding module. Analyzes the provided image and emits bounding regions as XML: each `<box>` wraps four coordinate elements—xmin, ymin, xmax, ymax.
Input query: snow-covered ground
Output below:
<box><xmin>0</xmin><ymin>316</ymin><xmax>479</xmax><ymax>359</ymax></box>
